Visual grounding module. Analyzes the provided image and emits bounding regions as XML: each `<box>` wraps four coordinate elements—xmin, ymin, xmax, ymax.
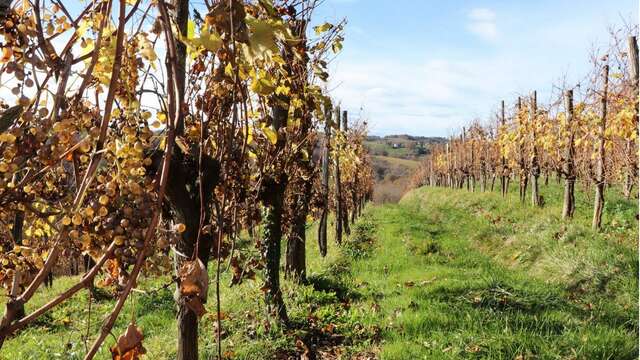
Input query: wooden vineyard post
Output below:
<box><xmin>624</xmin><ymin>36</ymin><xmax>639</xmax><ymax>199</ymax></box>
<box><xmin>342</xmin><ymin>110</ymin><xmax>351</xmax><ymax>235</ymax></box>
<box><xmin>488</xmin><ymin>127</ymin><xmax>496</xmax><ymax>192</ymax></box>
<box><xmin>562</xmin><ymin>90</ymin><xmax>576</xmax><ymax>219</ymax></box>
<box><xmin>480</xmin><ymin>134</ymin><xmax>486</xmax><ymax>192</ymax></box>
<box><xmin>334</xmin><ymin>106</ymin><xmax>344</xmax><ymax>244</ymax></box>
<box><xmin>453</xmin><ymin>136</ymin><xmax>458</xmax><ymax>188</ymax></box>
<box><xmin>500</xmin><ymin>100</ymin><xmax>508</xmax><ymax>197</ymax></box>
<box><xmin>517</xmin><ymin>97</ymin><xmax>528</xmax><ymax>203</ymax></box>
<box><xmin>452</xmin><ymin>136</ymin><xmax>458</xmax><ymax>188</ymax></box>
<box><xmin>530</xmin><ymin>91</ymin><xmax>542</xmax><ymax>207</ymax></box>
<box><xmin>446</xmin><ymin>141</ymin><xmax>452</xmax><ymax>187</ymax></box>
<box><xmin>470</xmin><ymin>128</ymin><xmax>476</xmax><ymax>192</ymax></box>
<box><xmin>462</xmin><ymin>127</ymin><xmax>468</xmax><ymax>190</ymax></box>
<box><xmin>317</xmin><ymin>104</ymin><xmax>331</xmax><ymax>256</ymax></box>
<box><xmin>593</xmin><ymin>64</ymin><xmax>609</xmax><ymax>230</ymax></box>
<box><xmin>429</xmin><ymin>157</ymin><xmax>435</xmax><ymax>186</ymax></box>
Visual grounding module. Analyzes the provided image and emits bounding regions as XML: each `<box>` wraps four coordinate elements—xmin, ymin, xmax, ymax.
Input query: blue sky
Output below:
<box><xmin>314</xmin><ymin>0</ymin><xmax>638</xmax><ymax>136</ymax></box>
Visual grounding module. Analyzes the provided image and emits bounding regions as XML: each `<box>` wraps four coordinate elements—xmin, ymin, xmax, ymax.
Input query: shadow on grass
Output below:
<box><xmin>305</xmin><ymin>273</ymin><xmax>361</xmax><ymax>304</ymax></box>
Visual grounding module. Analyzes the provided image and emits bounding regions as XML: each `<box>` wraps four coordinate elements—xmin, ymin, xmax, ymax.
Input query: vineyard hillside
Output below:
<box><xmin>3</xmin><ymin>182</ymin><xmax>636</xmax><ymax>359</ymax></box>
<box><xmin>365</xmin><ymin>135</ymin><xmax>445</xmax><ymax>203</ymax></box>
<box><xmin>0</xmin><ymin>0</ymin><xmax>636</xmax><ymax>359</ymax></box>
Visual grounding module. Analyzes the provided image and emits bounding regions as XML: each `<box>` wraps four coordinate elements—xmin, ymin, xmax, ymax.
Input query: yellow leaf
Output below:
<box><xmin>76</xmin><ymin>19</ymin><xmax>91</xmax><ymax>38</ymax></box>
<box><xmin>175</xmin><ymin>136</ymin><xmax>190</xmax><ymax>153</ymax></box>
<box><xmin>247</xmin><ymin>17</ymin><xmax>278</xmax><ymax>55</ymax></box>
<box><xmin>199</xmin><ymin>27</ymin><xmax>222</xmax><ymax>52</ymax></box>
<box><xmin>263</xmin><ymin>127</ymin><xmax>278</xmax><ymax>145</ymax></box>
<box><xmin>187</xmin><ymin>20</ymin><xmax>195</xmax><ymax>39</ymax></box>
<box><xmin>313</xmin><ymin>22</ymin><xmax>333</xmax><ymax>35</ymax></box>
<box><xmin>114</xmin><ymin>236</ymin><xmax>125</xmax><ymax>246</ymax></box>
<box><xmin>251</xmin><ymin>76</ymin><xmax>276</xmax><ymax>96</ymax></box>
<box><xmin>0</xmin><ymin>133</ymin><xmax>16</xmax><ymax>143</ymax></box>
<box><xmin>181</xmin><ymin>26</ymin><xmax>222</xmax><ymax>54</ymax></box>
<box><xmin>275</xmin><ymin>85</ymin><xmax>290</xmax><ymax>96</ymax></box>
<box><xmin>245</xmin><ymin>127</ymin><xmax>254</xmax><ymax>145</ymax></box>
<box><xmin>224</xmin><ymin>63</ymin><xmax>233</xmax><ymax>77</ymax></box>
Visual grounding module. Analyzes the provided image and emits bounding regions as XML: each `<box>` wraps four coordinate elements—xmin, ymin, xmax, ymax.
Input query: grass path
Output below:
<box><xmin>347</xmin><ymin>185</ymin><xmax>637</xmax><ymax>359</ymax></box>
<box><xmin>2</xmin><ymin>184</ymin><xmax>637</xmax><ymax>359</ymax></box>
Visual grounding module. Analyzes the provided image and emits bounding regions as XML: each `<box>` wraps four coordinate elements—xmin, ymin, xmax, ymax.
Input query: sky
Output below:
<box><xmin>313</xmin><ymin>0</ymin><xmax>638</xmax><ymax>137</ymax></box>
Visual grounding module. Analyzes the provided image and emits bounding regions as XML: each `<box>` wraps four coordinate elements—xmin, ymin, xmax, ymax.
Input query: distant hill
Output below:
<box><xmin>365</xmin><ymin>135</ymin><xmax>446</xmax><ymax>161</ymax></box>
<box><xmin>365</xmin><ymin>135</ymin><xmax>445</xmax><ymax>203</ymax></box>
<box><xmin>366</xmin><ymin>134</ymin><xmax>447</xmax><ymax>142</ymax></box>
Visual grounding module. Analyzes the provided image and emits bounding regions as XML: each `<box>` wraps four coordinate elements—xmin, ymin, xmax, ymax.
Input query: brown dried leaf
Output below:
<box><xmin>178</xmin><ymin>259</ymin><xmax>209</xmax><ymax>318</ymax></box>
<box><xmin>178</xmin><ymin>259</ymin><xmax>208</xmax><ymax>298</ymax></box>
<box><xmin>185</xmin><ymin>295</ymin><xmax>207</xmax><ymax>318</ymax></box>
<box><xmin>110</xmin><ymin>323</ymin><xmax>145</xmax><ymax>360</ymax></box>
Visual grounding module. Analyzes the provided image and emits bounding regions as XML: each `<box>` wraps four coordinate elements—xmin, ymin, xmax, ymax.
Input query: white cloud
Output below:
<box><xmin>467</xmin><ymin>8</ymin><xmax>498</xmax><ymax>41</ymax></box>
<box><xmin>326</xmin><ymin>46</ymin><xmax>563</xmax><ymax>136</ymax></box>
<box><xmin>327</xmin><ymin>56</ymin><xmax>512</xmax><ymax>136</ymax></box>
<box><xmin>468</xmin><ymin>8</ymin><xmax>496</xmax><ymax>22</ymax></box>
<box><xmin>467</xmin><ymin>21</ymin><xmax>498</xmax><ymax>41</ymax></box>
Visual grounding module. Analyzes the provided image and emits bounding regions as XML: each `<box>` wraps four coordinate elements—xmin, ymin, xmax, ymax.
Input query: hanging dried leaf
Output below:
<box><xmin>110</xmin><ymin>323</ymin><xmax>145</xmax><ymax>360</ymax></box>
<box><xmin>97</xmin><ymin>258</ymin><xmax>120</xmax><ymax>288</ymax></box>
<box><xmin>178</xmin><ymin>259</ymin><xmax>209</xmax><ymax>318</ymax></box>
<box><xmin>185</xmin><ymin>295</ymin><xmax>207</xmax><ymax>317</ymax></box>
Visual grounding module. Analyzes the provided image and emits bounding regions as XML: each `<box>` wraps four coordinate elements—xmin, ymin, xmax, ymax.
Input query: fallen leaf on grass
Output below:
<box><xmin>322</xmin><ymin>323</ymin><xmax>336</xmax><ymax>334</ymax></box>
<box><xmin>465</xmin><ymin>344</ymin><xmax>481</xmax><ymax>353</ymax></box>
<box><xmin>418</xmin><ymin>277</ymin><xmax>437</xmax><ymax>286</ymax></box>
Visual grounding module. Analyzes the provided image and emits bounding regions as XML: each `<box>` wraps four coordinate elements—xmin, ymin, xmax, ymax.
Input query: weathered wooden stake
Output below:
<box><xmin>334</xmin><ymin>106</ymin><xmax>344</xmax><ymax>244</ymax></box>
<box><xmin>317</xmin><ymin>104</ymin><xmax>331</xmax><ymax>256</ymax></box>
<box><xmin>562</xmin><ymin>90</ymin><xmax>576</xmax><ymax>219</ymax></box>
<box><xmin>500</xmin><ymin>100</ymin><xmax>508</xmax><ymax>197</ymax></box>
<box><xmin>624</xmin><ymin>36</ymin><xmax>639</xmax><ymax>199</ymax></box>
<box><xmin>341</xmin><ymin>110</ymin><xmax>351</xmax><ymax>235</ymax></box>
<box><xmin>593</xmin><ymin>64</ymin><xmax>609</xmax><ymax>230</ymax></box>
<box><xmin>517</xmin><ymin>97</ymin><xmax>528</xmax><ymax>203</ymax></box>
<box><xmin>530</xmin><ymin>91</ymin><xmax>542</xmax><ymax>207</ymax></box>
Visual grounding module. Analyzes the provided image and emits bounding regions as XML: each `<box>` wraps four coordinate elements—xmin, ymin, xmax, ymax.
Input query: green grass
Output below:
<box><xmin>1</xmin><ymin>181</ymin><xmax>637</xmax><ymax>359</ymax></box>
<box><xmin>367</xmin><ymin>183</ymin><xmax>636</xmax><ymax>359</ymax></box>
